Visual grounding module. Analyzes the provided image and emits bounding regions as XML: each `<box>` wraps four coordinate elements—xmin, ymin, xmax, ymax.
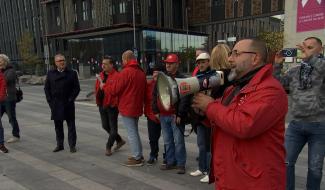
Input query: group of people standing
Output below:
<box><xmin>91</xmin><ymin>37</ymin><xmax>324</xmax><ymax>190</ymax></box>
<box><xmin>0</xmin><ymin>36</ymin><xmax>323</xmax><ymax>190</ymax></box>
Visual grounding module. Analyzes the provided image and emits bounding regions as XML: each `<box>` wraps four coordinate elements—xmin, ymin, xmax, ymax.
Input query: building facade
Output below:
<box><xmin>41</xmin><ymin>0</ymin><xmax>207</xmax><ymax>74</ymax></box>
<box><xmin>0</xmin><ymin>0</ymin><xmax>43</xmax><ymax>64</ymax></box>
<box><xmin>0</xmin><ymin>0</ymin><xmax>285</xmax><ymax>75</ymax></box>
<box><xmin>187</xmin><ymin>0</ymin><xmax>285</xmax><ymax>49</ymax></box>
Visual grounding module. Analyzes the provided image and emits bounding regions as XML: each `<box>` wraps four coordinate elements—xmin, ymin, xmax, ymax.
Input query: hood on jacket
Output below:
<box><xmin>123</xmin><ymin>59</ymin><xmax>139</xmax><ymax>68</ymax></box>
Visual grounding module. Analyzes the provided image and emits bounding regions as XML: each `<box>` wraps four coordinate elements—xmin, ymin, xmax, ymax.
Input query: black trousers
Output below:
<box><xmin>99</xmin><ymin>106</ymin><xmax>122</xmax><ymax>149</ymax></box>
<box><xmin>54</xmin><ymin>119</ymin><xmax>76</xmax><ymax>148</ymax></box>
<box><xmin>147</xmin><ymin>117</ymin><xmax>162</xmax><ymax>159</ymax></box>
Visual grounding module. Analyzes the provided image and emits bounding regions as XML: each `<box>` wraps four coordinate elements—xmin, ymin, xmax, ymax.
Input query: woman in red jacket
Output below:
<box><xmin>95</xmin><ymin>56</ymin><xmax>125</xmax><ymax>156</ymax></box>
<box><xmin>0</xmin><ymin>62</ymin><xmax>7</xmax><ymax>153</ymax></box>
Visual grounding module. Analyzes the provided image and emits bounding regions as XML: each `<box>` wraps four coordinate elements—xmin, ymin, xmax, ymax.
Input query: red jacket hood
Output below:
<box><xmin>123</xmin><ymin>59</ymin><xmax>139</xmax><ymax>68</ymax></box>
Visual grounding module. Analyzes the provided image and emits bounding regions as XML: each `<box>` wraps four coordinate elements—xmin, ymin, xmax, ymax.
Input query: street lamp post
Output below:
<box><xmin>40</xmin><ymin>5</ymin><xmax>50</xmax><ymax>72</ymax></box>
<box><xmin>186</xmin><ymin>7</ymin><xmax>189</xmax><ymax>49</ymax></box>
<box><xmin>132</xmin><ymin>0</ymin><xmax>137</xmax><ymax>57</ymax></box>
<box><xmin>185</xmin><ymin>7</ymin><xmax>190</xmax><ymax>73</ymax></box>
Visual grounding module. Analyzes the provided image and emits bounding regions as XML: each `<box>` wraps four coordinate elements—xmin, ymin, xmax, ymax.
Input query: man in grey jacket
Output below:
<box><xmin>0</xmin><ymin>54</ymin><xmax>20</xmax><ymax>143</ymax></box>
<box><xmin>274</xmin><ymin>37</ymin><xmax>325</xmax><ymax>190</ymax></box>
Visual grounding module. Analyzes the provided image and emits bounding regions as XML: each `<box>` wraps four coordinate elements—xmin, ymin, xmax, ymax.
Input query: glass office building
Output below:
<box><xmin>66</xmin><ymin>28</ymin><xmax>207</xmax><ymax>74</ymax></box>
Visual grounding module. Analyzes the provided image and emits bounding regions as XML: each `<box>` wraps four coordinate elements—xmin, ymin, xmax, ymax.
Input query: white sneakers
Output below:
<box><xmin>200</xmin><ymin>175</ymin><xmax>209</xmax><ymax>183</ymax></box>
<box><xmin>7</xmin><ymin>137</ymin><xmax>20</xmax><ymax>143</ymax></box>
<box><xmin>190</xmin><ymin>170</ymin><xmax>209</xmax><ymax>183</ymax></box>
<box><xmin>190</xmin><ymin>169</ymin><xmax>205</xmax><ymax>176</ymax></box>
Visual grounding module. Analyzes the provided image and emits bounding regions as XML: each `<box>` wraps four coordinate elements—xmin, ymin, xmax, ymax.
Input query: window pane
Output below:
<box><xmin>161</xmin><ymin>32</ymin><xmax>166</xmax><ymax>52</ymax></box>
<box><xmin>165</xmin><ymin>32</ymin><xmax>171</xmax><ymax>52</ymax></box>
<box><xmin>156</xmin><ymin>32</ymin><xmax>161</xmax><ymax>50</ymax></box>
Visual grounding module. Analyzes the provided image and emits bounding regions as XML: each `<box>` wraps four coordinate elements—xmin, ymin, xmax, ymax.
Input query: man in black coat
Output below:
<box><xmin>44</xmin><ymin>54</ymin><xmax>80</xmax><ymax>153</ymax></box>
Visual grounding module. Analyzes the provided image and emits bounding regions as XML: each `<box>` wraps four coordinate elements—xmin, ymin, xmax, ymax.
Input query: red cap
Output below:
<box><xmin>163</xmin><ymin>54</ymin><xmax>179</xmax><ymax>63</ymax></box>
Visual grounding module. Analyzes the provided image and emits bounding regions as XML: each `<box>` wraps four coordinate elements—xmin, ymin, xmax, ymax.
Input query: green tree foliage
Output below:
<box><xmin>17</xmin><ymin>31</ymin><xmax>41</xmax><ymax>66</ymax></box>
<box><xmin>257</xmin><ymin>31</ymin><xmax>284</xmax><ymax>63</ymax></box>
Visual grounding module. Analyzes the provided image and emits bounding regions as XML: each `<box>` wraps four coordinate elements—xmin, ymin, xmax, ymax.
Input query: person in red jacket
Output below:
<box><xmin>0</xmin><ymin>68</ymin><xmax>7</xmax><ymax>153</ymax></box>
<box><xmin>144</xmin><ymin>63</ymin><xmax>165</xmax><ymax>165</ymax></box>
<box><xmin>95</xmin><ymin>55</ymin><xmax>125</xmax><ymax>156</ymax></box>
<box><xmin>192</xmin><ymin>38</ymin><xmax>288</xmax><ymax>190</ymax></box>
<box><xmin>104</xmin><ymin>50</ymin><xmax>146</xmax><ymax>166</ymax></box>
<box><xmin>153</xmin><ymin>54</ymin><xmax>191</xmax><ymax>175</ymax></box>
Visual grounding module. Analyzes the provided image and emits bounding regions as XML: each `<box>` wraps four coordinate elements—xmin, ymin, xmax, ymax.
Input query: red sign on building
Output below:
<box><xmin>297</xmin><ymin>0</ymin><xmax>325</xmax><ymax>32</ymax></box>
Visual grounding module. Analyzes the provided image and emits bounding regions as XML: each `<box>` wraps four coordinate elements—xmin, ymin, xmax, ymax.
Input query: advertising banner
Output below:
<box><xmin>297</xmin><ymin>0</ymin><xmax>325</xmax><ymax>32</ymax></box>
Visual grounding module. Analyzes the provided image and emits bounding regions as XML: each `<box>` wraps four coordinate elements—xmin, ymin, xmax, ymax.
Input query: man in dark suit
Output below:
<box><xmin>44</xmin><ymin>54</ymin><xmax>80</xmax><ymax>153</ymax></box>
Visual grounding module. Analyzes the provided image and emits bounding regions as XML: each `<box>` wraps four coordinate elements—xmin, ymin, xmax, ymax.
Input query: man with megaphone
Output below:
<box><xmin>192</xmin><ymin>38</ymin><xmax>288</xmax><ymax>190</ymax></box>
<box><xmin>152</xmin><ymin>53</ymin><xmax>191</xmax><ymax>174</ymax></box>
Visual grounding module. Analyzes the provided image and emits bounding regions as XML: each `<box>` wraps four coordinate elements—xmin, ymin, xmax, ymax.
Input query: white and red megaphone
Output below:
<box><xmin>156</xmin><ymin>70</ymin><xmax>224</xmax><ymax>110</ymax></box>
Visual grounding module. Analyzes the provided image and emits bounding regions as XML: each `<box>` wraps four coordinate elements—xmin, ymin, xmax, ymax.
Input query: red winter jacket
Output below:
<box><xmin>0</xmin><ymin>72</ymin><xmax>7</xmax><ymax>102</ymax></box>
<box><xmin>206</xmin><ymin>64</ymin><xmax>288</xmax><ymax>190</ymax></box>
<box><xmin>95</xmin><ymin>70</ymin><xmax>119</xmax><ymax>108</ymax></box>
<box><xmin>105</xmin><ymin>59</ymin><xmax>146</xmax><ymax>117</ymax></box>
<box><xmin>144</xmin><ymin>79</ymin><xmax>160</xmax><ymax>123</ymax></box>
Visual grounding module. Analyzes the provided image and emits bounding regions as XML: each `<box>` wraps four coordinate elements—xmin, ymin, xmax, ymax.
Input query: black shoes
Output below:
<box><xmin>70</xmin><ymin>147</ymin><xmax>77</xmax><ymax>153</ymax></box>
<box><xmin>0</xmin><ymin>144</ymin><xmax>9</xmax><ymax>153</ymax></box>
<box><xmin>160</xmin><ymin>164</ymin><xmax>185</xmax><ymax>174</ymax></box>
<box><xmin>146</xmin><ymin>158</ymin><xmax>157</xmax><ymax>166</ymax></box>
<box><xmin>53</xmin><ymin>146</ymin><xmax>76</xmax><ymax>153</ymax></box>
<box><xmin>53</xmin><ymin>146</ymin><xmax>64</xmax><ymax>152</ymax></box>
<box><xmin>177</xmin><ymin>166</ymin><xmax>186</xmax><ymax>174</ymax></box>
<box><xmin>160</xmin><ymin>164</ymin><xmax>177</xmax><ymax>170</ymax></box>
<box><xmin>114</xmin><ymin>140</ymin><xmax>126</xmax><ymax>151</ymax></box>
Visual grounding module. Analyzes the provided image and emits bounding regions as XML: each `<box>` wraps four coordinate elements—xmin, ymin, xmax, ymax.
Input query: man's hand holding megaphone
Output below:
<box><xmin>192</xmin><ymin>93</ymin><xmax>215</xmax><ymax>113</ymax></box>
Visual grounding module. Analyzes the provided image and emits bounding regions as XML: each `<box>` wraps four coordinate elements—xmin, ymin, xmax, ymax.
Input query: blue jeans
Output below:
<box><xmin>160</xmin><ymin>115</ymin><xmax>186</xmax><ymax>167</ymax></box>
<box><xmin>285</xmin><ymin>120</ymin><xmax>325</xmax><ymax>190</ymax></box>
<box><xmin>121</xmin><ymin>116</ymin><xmax>143</xmax><ymax>160</ymax></box>
<box><xmin>1</xmin><ymin>100</ymin><xmax>20</xmax><ymax>138</ymax></box>
<box><xmin>197</xmin><ymin>124</ymin><xmax>211</xmax><ymax>173</ymax></box>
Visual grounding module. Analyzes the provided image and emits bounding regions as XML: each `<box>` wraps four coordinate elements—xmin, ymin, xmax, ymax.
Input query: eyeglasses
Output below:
<box><xmin>228</xmin><ymin>50</ymin><xmax>257</xmax><ymax>57</ymax></box>
<box><xmin>55</xmin><ymin>59</ymin><xmax>65</xmax><ymax>62</ymax></box>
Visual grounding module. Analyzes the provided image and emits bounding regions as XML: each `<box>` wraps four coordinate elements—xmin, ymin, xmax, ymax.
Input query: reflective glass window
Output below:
<box><xmin>161</xmin><ymin>32</ymin><xmax>166</xmax><ymax>52</ymax></box>
<box><xmin>156</xmin><ymin>31</ymin><xmax>161</xmax><ymax>50</ymax></box>
<box><xmin>165</xmin><ymin>32</ymin><xmax>171</xmax><ymax>52</ymax></box>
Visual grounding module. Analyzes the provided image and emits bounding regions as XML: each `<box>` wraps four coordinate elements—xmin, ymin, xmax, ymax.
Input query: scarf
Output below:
<box><xmin>222</xmin><ymin>65</ymin><xmax>264</xmax><ymax>106</ymax></box>
<box><xmin>298</xmin><ymin>61</ymin><xmax>313</xmax><ymax>90</ymax></box>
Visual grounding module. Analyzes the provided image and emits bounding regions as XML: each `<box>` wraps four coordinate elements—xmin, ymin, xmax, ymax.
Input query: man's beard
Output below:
<box><xmin>228</xmin><ymin>69</ymin><xmax>237</xmax><ymax>82</ymax></box>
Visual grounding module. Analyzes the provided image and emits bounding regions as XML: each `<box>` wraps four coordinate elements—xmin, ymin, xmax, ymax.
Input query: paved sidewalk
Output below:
<box><xmin>0</xmin><ymin>80</ymin><xmax>323</xmax><ymax>190</ymax></box>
